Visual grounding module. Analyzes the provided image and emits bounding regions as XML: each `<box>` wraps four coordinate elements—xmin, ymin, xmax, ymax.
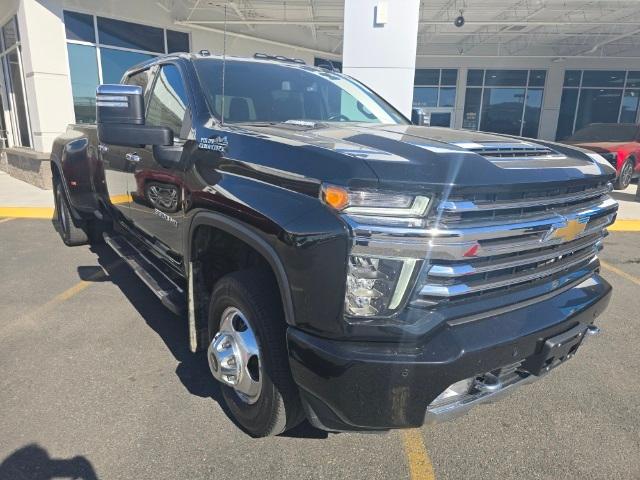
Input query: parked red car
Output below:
<box><xmin>565</xmin><ymin>123</ymin><xmax>640</xmax><ymax>190</ymax></box>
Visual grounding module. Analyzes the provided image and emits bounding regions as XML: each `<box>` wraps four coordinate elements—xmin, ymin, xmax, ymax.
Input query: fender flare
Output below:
<box><xmin>186</xmin><ymin>210</ymin><xmax>296</xmax><ymax>326</ymax></box>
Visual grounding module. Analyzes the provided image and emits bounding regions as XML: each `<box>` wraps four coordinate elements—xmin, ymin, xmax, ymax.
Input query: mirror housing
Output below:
<box><xmin>96</xmin><ymin>84</ymin><xmax>173</xmax><ymax>148</ymax></box>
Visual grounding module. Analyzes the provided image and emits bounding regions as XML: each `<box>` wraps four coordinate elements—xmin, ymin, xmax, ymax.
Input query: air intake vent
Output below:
<box><xmin>454</xmin><ymin>141</ymin><xmax>563</xmax><ymax>159</ymax></box>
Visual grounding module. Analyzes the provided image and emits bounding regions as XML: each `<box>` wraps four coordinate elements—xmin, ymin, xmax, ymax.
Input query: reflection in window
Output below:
<box><xmin>67</xmin><ymin>44</ymin><xmax>99</xmax><ymax>123</ymax></box>
<box><xmin>555</xmin><ymin>70</ymin><xmax>640</xmax><ymax>140</ymax></box>
<box><xmin>412</xmin><ymin>68</ymin><xmax>458</xmax><ymax>112</ymax></box>
<box><xmin>100</xmin><ymin>48</ymin><xmax>154</xmax><ymax>84</ymax></box>
<box><xmin>480</xmin><ymin>88</ymin><xmax>526</xmax><ymax>136</ymax></box>
<box><xmin>97</xmin><ymin>17</ymin><xmax>164</xmax><ymax>53</ymax></box>
<box><xmin>146</xmin><ymin>65</ymin><xmax>188</xmax><ymax>137</ymax></box>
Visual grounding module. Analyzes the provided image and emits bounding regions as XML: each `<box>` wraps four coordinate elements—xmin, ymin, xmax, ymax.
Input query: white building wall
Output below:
<box><xmin>342</xmin><ymin>0</ymin><xmax>420</xmax><ymax>118</ymax></box>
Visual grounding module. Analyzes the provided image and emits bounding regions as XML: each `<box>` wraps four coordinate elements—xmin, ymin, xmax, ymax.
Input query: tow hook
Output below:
<box><xmin>585</xmin><ymin>324</ymin><xmax>601</xmax><ymax>338</ymax></box>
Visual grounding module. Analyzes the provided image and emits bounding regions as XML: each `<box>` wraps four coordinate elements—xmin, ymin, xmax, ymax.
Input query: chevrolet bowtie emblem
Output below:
<box><xmin>543</xmin><ymin>217</ymin><xmax>589</xmax><ymax>243</ymax></box>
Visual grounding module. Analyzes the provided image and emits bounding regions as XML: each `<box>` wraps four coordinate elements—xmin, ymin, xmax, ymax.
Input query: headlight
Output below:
<box><xmin>321</xmin><ymin>185</ymin><xmax>429</xmax><ymax>318</ymax></box>
<box><xmin>345</xmin><ymin>255</ymin><xmax>418</xmax><ymax>317</ymax></box>
<box><xmin>321</xmin><ymin>184</ymin><xmax>430</xmax><ymax>227</ymax></box>
<box><xmin>587</xmin><ymin>151</ymin><xmax>617</xmax><ymax>167</ymax></box>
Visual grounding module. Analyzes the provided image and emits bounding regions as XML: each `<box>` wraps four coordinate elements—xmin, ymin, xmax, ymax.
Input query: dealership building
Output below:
<box><xmin>1</xmin><ymin>0</ymin><xmax>639</xmax><ymax>185</ymax></box>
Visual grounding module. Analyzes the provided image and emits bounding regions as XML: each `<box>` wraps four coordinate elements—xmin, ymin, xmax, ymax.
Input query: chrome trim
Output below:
<box><xmin>425</xmin><ymin>370</ymin><xmax>538</xmax><ymax>424</ymax></box>
<box><xmin>419</xmin><ymin>251</ymin><xmax>598</xmax><ymax>298</ymax></box>
<box><xmin>96</xmin><ymin>84</ymin><xmax>142</xmax><ymax>95</ymax></box>
<box><xmin>438</xmin><ymin>184</ymin><xmax>611</xmax><ymax>213</ymax></box>
<box><xmin>427</xmin><ymin>234</ymin><xmax>602</xmax><ymax>278</ymax></box>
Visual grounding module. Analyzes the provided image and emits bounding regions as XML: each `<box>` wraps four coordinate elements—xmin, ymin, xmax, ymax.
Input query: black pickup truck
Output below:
<box><xmin>51</xmin><ymin>52</ymin><xmax>618</xmax><ymax>437</ymax></box>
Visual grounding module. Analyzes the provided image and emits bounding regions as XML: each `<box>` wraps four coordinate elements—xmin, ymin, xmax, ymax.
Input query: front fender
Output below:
<box><xmin>184</xmin><ymin>170</ymin><xmax>350</xmax><ymax>337</ymax></box>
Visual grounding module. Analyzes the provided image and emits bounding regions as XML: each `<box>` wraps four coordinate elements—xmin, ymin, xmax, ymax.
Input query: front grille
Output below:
<box><xmin>413</xmin><ymin>180</ymin><xmax>617</xmax><ymax>306</ymax></box>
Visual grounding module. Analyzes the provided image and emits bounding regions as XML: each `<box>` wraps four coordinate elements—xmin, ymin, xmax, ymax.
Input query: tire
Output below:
<box><xmin>614</xmin><ymin>158</ymin><xmax>634</xmax><ymax>190</ymax></box>
<box><xmin>207</xmin><ymin>269</ymin><xmax>304</xmax><ymax>437</ymax></box>
<box><xmin>54</xmin><ymin>181</ymin><xmax>89</xmax><ymax>246</ymax></box>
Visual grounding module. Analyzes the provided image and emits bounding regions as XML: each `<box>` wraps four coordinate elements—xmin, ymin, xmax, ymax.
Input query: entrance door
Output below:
<box><xmin>420</xmin><ymin>108</ymin><xmax>454</xmax><ymax>127</ymax></box>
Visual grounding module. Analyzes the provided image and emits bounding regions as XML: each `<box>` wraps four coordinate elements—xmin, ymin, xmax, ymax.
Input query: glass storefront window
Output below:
<box><xmin>620</xmin><ymin>90</ymin><xmax>640</xmax><ymax>124</ymax></box>
<box><xmin>413</xmin><ymin>87</ymin><xmax>438</xmax><ymax>108</ymax></box>
<box><xmin>97</xmin><ymin>17</ymin><xmax>164</xmax><ymax>53</ymax></box>
<box><xmin>413</xmin><ymin>68</ymin><xmax>458</xmax><ymax>113</ymax></box>
<box><xmin>6</xmin><ymin>50</ymin><xmax>30</xmax><ymax>147</ymax></box>
<box><xmin>100</xmin><ymin>48</ymin><xmax>154</xmax><ymax>84</ymax></box>
<box><xmin>555</xmin><ymin>69</ymin><xmax>640</xmax><ymax>140</ymax></box>
<box><xmin>463</xmin><ymin>69</ymin><xmax>545</xmax><ymax>138</ymax></box>
<box><xmin>66</xmin><ymin>44</ymin><xmax>99</xmax><ymax>123</ymax></box>
<box><xmin>63</xmin><ymin>11</ymin><xmax>95</xmax><ymax>43</ymax></box>
<box><xmin>480</xmin><ymin>88</ymin><xmax>526</xmax><ymax>136</ymax></box>
<box><xmin>0</xmin><ymin>16</ymin><xmax>32</xmax><ymax>148</ymax></box>
<box><xmin>63</xmin><ymin>11</ymin><xmax>190</xmax><ymax>124</ymax></box>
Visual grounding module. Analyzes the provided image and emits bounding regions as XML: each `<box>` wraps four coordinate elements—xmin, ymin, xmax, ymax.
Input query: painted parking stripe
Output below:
<box><xmin>601</xmin><ymin>260</ymin><xmax>640</xmax><ymax>286</ymax></box>
<box><xmin>608</xmin><ymin>220</ymin><xmax>640</xmax><ymax>232</ymax></box>
<box><xmin>0</xmin><ymin>207</ymin><xmax>54</xmax><ymax>219</ymax></box>
<box><xmin>402</xmin><ymin>429</ymin><xmax>436</xmax><ymax>480</ymax></box>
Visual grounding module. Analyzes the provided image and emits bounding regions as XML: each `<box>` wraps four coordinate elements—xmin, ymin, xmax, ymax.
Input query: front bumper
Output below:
<box><xmin>287</xmin><ymin>274</ymin><xmax>612</xmax><ymax>431</ymax></box>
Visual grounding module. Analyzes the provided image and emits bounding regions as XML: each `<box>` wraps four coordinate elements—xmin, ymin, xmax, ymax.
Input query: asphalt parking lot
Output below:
<box><xmin>1</xmin><ymin>218</ymin><xmax>639</xmax><ymax>480</ymax></box>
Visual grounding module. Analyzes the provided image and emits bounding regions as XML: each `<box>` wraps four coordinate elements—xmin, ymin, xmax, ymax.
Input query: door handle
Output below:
<box><xmin>98</xmin><ymin>144</ymin><xmax>108</xmax><ymax>153</ymax></box>
<box><xmin>125</xmin><ymin>152</ymin><xmax>140</xmax><ymax>163</ymax></box>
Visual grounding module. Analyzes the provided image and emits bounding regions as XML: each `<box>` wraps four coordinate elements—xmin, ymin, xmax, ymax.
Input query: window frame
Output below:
<box><xmin>413</xmin><ymin>68</ymin><xmax>458</xmax><ymax>109</ymax></box>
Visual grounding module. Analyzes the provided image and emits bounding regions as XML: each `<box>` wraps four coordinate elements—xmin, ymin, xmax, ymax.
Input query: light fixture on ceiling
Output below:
<box><xmin>454</xmin><ymin>10</ymin><xmax>465</xmax><ymax>28</ymax></box>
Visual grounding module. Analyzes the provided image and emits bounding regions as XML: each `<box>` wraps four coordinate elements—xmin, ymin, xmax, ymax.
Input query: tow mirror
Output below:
<box><xmin>96</xmin><ymin>84</ymin><xmax>172</xmax><ymax>148</ymax></box>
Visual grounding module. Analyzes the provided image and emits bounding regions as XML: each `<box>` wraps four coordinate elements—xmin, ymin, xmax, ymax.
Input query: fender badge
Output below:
<box><xmin>198</xmin><ymin>135</ymin><xmax>228</xmax><ymax>152</ymax></box>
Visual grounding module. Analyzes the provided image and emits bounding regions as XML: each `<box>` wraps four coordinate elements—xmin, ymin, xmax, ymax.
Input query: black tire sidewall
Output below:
<box><xmin>207</xmin><ymin>274</ymin><xmax>289</xmax><ymax>437</ymax></box>
<box><xmin>55</xmin><ymin>182</ymin><xmax>70</xmax><ymax>242</ymax></box>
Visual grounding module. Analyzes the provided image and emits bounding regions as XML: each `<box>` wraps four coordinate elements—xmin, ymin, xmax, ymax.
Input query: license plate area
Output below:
<box><xmin>522</xmin><ymin>324</ymin><xmax>588</xmax><ymax>376</ymax></box>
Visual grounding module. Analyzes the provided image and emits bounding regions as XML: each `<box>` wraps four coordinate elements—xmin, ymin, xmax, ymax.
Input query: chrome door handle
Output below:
<box><xmin>98</xmin><ymin>144</ymin><xmax>108</xmax><ymax>153</ymax></box>
<box><xmin>125</xmin><ymin>152</ymin><xmax>140</xmax><ymax>163</ymax></box>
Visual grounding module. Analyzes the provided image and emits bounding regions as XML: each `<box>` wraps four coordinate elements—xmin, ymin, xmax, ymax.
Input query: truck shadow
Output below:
<box><xmin>0</xmin><ymin>444</ymin><xmax>98</xmax><ymax>480</ymax></box>
<box><xmin>84</xmin><ymin>243</ymin><xmax>329</xmax><ymax>439</ymax></box>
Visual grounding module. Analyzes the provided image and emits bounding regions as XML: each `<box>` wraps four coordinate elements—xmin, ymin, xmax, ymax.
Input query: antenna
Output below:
<box><xmin>220</xmin><ymin>2</ymin><xmax>228</xmax><ymax>125</ymax></box>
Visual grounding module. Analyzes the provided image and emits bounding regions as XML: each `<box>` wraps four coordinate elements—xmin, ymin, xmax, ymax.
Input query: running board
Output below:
<box><xmin>103</xmin><ymin>232</ymin><xmax>186</xmax><ymax>316</ymax></box>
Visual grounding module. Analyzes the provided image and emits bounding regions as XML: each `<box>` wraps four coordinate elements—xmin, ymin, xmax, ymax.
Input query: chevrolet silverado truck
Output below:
<box><xmin>50</xmin><ymin>52</ymin><xmax>618</xmax><ymax>437</ymax></box>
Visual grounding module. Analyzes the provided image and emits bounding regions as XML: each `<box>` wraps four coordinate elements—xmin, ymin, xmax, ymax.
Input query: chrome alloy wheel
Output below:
<box><xmin>208</xmin><ymin>307</ymin><xmax>262</xmax><ymax>404</ymax></box>
<box><xmin>620</xmin><ymin>161</ymin><xmax>634</xmax><ymax>189</ymax></box>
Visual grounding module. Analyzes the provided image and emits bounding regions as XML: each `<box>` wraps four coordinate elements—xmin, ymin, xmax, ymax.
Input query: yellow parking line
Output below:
<box><xmin>402</xmin><ymin>429</ymin><xmax>436</xmax><ymax>480</ymax></box>
<box><xmin>0</xmin><ymin>207</ymin><xmax>54</xmax><ymax>219</ymax></box>
<box><xmin>0</xmin><ymin>217</ymin><xmax>15</xmax><ymax>223</ymax></box>
<box><xmin>609</xmin><ymin>220</ymin><xmax>640</xmax><ymax>232</ymax></box>
<box><xmin>601</xmin><ymin>260</ymin><xmax>640</xmax><ymax>286</ymax></box>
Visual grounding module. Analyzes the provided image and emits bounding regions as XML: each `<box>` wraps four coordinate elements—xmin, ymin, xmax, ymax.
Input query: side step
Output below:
<box><xmin>103</xmin><ymin>232</ymin><xmax>186</xmax><ymax>316</ymax></box>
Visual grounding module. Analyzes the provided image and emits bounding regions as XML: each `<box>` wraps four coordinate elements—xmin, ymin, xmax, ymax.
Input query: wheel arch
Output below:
<box><xmin>186</xmin><ymin>211</ymin><xmax>296</xmax><ymax>351</ymax></box>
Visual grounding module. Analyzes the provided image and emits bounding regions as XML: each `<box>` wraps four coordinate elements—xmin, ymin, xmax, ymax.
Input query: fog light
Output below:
<box><xmin>428</xmin><ymin>378</ymin><xmax>474</xmax><ymax>409</ymax></box>
<box><xmin>345</xmin><ymin>255</ymin><xmax>417</xmax><ymax>317</ymax></box>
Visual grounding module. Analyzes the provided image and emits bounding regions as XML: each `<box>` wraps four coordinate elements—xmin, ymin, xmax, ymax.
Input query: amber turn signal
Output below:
<box><xmin>323</xmin><ymin>185</ymin><xmax>350</xmax><ymax>210</ymax></box>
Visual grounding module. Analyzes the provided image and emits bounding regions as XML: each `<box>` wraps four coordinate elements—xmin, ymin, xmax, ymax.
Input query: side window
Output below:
<box><xmin>146</xmin><ymin>64</ymin><xmax>189</xmax><ymax>138</ymax></box>
<box><xmin>125</xmin><ymin>68</ymin><xmax>154</xmax><ymax>104</ymax></box>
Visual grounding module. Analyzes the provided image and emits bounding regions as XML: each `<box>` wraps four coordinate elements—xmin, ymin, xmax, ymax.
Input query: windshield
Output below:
<box><xmin>194</xmin><ymin>58</ymin><xmax>408</xmax><ymax>125</ymax></box>
<box><xmin>567</xmin><ymin>124</ymin><xmax>638</xmax><ymax>143</ymax></box>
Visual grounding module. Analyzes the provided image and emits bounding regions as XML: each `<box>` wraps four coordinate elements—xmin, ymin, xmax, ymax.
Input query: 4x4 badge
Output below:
<box><xmin>199</xmin><ymin>136</ymin><xmax>228</xmax><ymax>152</ymax></box>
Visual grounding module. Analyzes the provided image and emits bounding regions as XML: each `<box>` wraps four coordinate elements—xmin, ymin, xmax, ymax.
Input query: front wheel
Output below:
<box><xmin>614</xmin><ymin>158</ymin><xmax>635</xmax><ymax>190</ymax></box>
<box><xmin>207</xmin><ymin>269</ymin><xmax>304</xmax><ymax>437</ymax></box>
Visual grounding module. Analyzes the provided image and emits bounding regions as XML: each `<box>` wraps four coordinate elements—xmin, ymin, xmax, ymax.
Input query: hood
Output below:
<box><xmin>235</xmin><ymin>122</ymin><xmax>615</xmax><ymax>191</ymax></box>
